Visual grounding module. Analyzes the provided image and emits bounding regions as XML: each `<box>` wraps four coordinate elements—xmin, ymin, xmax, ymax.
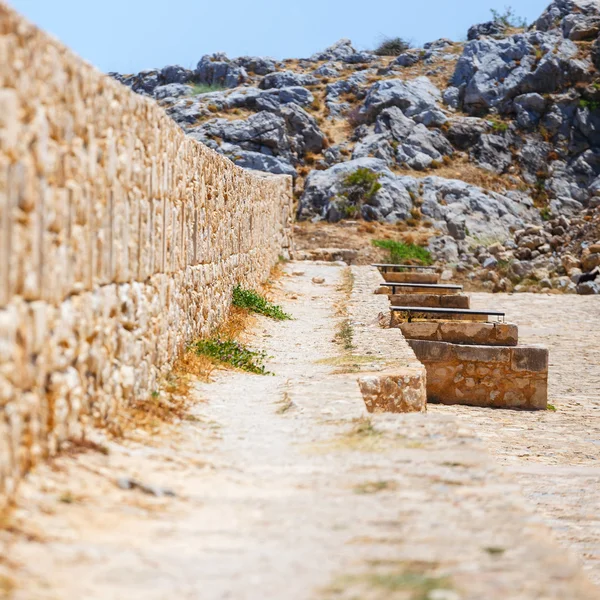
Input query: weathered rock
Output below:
<box><xmin>445</xmin><ymin>117</ymin><xmax>488</xmax><ymax>149</ymax></box>
<box><xmin>467</xmin><ymin>20</ymin><xmax>508</xmax><ymax>41</ymax></box>
<box><xmin>260</xmin><ymin>70</ymin><xmax>317</xmax><ymax>89</ymax></box>
<box><xmin>234</xmin><ymin>56</ymin><xmax>277</xmax><ymax>75</ymax></box>
<box><xmin>361</xmin><ymin>77</ymin><xmax>442</xmax><ymax>121</ymax></box>
<box><xmin>311</xmin><ymin>39</ymin><xmax>356</xmax><ymax>61</ymax></box>
<box><xmin>153</xmin><ymin>83</ymin><xmax>193</xmax><ymax>100</ymax></box>
<box><xmin>160</xmin><ymin>65</ymin><xmax>193</xmax><ymax>84</ymax></box>
<box><xmin>196</xmin><ymin>53</ymin><xmax>248</xmax><ymax>88</ymax></box>
<box><xmin>471</xmin><ymin>134</ymin><xmax>513</xmax><ymax>173</ymax></box>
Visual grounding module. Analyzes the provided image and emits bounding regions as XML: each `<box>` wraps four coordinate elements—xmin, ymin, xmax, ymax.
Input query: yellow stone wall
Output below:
<box><xmin>0</xmin><ymin>4</ymin><xmax>293</xmax><ymax>505</ymax></box>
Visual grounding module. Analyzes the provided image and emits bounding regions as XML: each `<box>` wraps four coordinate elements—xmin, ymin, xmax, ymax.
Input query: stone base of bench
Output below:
<box><xmin>383</xmin><ymin>272</ymin><xmax>439</xmax><ymax>284</ymax></box>
<box><xmin>358</xmin><ymin>368</ymin><xmax>427</xmax><ymax>413</ymax></box>
<box><xmin>390</xmin><ymin>293</ymin><xmax>470</xmax><ymax>309</ymax></box>
<box><xmin>408</xmin><ymin>340</ymin><xmax>548</xmax><ymax>410</ymax></box>
<box><xmin>398</xmin><ymin>321</ymin><xmax>519</xmax><ymax>347</ymax></box>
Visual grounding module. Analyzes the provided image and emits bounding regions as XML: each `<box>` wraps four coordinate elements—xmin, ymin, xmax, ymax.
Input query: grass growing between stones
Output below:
<box><xmin>372</xmin><ymin>239</ymin><xmax>433</xmax><ymax>265</ymax></box>
<box><xmin>232</xmin><ymin>285</ymin><xmax>292</xmax><ymax>320</ymax></box>
<box><xmin>190</xmin><ymin>83</ymin><xmax>226</xmax><ymax>95</ymax></box>
<box><xmin>191</xmin><ymin>338</ymin><xmax>271</xmax><ymax>375</ymax></box>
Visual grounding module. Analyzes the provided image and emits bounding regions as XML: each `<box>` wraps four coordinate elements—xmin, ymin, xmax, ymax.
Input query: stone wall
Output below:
<box><xmin>0</xmin><ymin>5</ymin><xmax>293</xmax><ymax>506</ymax></box>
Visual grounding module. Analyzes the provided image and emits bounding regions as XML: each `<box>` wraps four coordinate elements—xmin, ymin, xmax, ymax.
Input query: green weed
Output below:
<box><xmin>191</xmin><ymin>338</ymin><xmax>271</xmax><ymax>375</ymax></box>
<box><xmin>232</xmin><ymin>285</ymin><xmax>291</xmax><ymax>320</ymax></box>
<box><xmin>372</xmin><ymin>239</ymin><xmax>433</xmax><ymax>265</ymax></box>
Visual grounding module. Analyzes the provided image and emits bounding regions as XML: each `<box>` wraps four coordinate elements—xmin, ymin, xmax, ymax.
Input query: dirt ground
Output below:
<box><xmin>1</xmin><ymin>265</ymin><xmax>599</xmax><ymax>600</ymax></box>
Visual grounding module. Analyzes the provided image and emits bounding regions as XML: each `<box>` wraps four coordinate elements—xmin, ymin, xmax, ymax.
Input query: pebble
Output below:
<box><xmin>312</xmin><ymin>277</ymin><xmax>325</xmax><ymax>284</ymax></box>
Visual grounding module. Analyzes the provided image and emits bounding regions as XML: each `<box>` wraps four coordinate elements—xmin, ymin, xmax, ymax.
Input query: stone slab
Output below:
<box><xmin>383</xmin><ymin>272</ymin><xmax>440</xmax><ymax>284</ymax></box>
<box><xmin>390</xmin><ymin>293</ymin><xmax>470</xmax><ymax>309</ymax></box>
<box><xmin>398</xmin><ymin>321</ymin><xmax>519</xmax><ymax>346</ymax></box>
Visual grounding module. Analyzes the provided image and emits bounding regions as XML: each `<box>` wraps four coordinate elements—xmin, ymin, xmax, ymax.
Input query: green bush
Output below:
<box><xmin>579</xmin><ymin>98</ymin><xmax>600</xmax><ymax>111</ymax></box>
<box><xmin>191</xmin><ymin>338</ymin><xmax>271</xmax><ymax>375</ymax></box>
<box><xmin>491</xmin><ymin>6</ymin><xmax>528</xmax><ymax>28</ymax></box>
<box><xmin>374</xmin><ymin>37</ymin><xmax>410</xmax><ymax>57</ymax></box>
<box><xmin>372</xmin><ymin>239</ymin><xmax>433</xmax><ymax>265</ymax></box>
<box><xmin>334</xmin><ymin>168</ymin><xmax>382</xmax><ymax>218</ymax></box>
<box><xmin>232</xmin><ymin>285</ymin><xmax>292</xmax><ymax>320</ymax></box>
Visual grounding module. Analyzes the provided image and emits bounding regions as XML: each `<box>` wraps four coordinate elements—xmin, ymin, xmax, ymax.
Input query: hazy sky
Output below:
<box><xmin>9</xmin><ymin>0</ymin><xmax>549</xmax><ymax>74</ymax></box>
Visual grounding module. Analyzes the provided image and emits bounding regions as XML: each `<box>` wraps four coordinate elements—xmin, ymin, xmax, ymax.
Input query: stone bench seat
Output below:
<box><xmin>383</xmin><ymin>272</ymin><xmax>440</xmax><ymax>284</ymax></box>
<box><xmin>397</xmin><ymin>321</ymin><xmax>519</xmax><ymax>347</ymax></box>
<box><xmin>391</xmin><ymin>306</ymin><xmax>505</xmax><ymax>323</ymax></box>
<box><xmin>379</xmin><ymin>282</ymin><xmax>463</xmax><ymax>295</ymax></box>
<box><xmin>390</xmin><ymin>293</ymin><xmax>471</xmax><ymax>310</ymax></box>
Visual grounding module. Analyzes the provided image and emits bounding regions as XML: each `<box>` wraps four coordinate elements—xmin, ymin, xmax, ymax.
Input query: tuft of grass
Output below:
<box><xmin>353</xmin><ymin>480</ymin><xmax>397</xmax><ymax>495</ymax></box>
<box><xmin>372</xmin><ymin>239</ymin><xmax>433</xmax><ymax>265</ymax></box>
<box><xmin>579</xmin><ymin>98</ymin><xmax>600</xmax><ymax>111</ymax></box>
<box><xmin>547</xmin><ymin>403</ymin><xmax>557</xmax><ymax>412</ymax></box>
<box><xmin>335</xmin><ymin>319</ymin><xmax>354</xmax><ymax>350</ymax></box>
<box><xmin>374</xmin><ymin>36</ymin><xmax>410</xmax><ymax>57</ymax></box>
<box><xmin>191</xmin><ymin>338</ymin><xmax>271</xmax><ymax>375</ymax></box>
<box><xmin>490</xmin><ymin>119</ymin><xmax>509</xmax><ymax>133</ymax></box>
<box><xmin>190</xmin><ymin>83</ymin><xmax>225</xmax><ymax>95</ymax></box>
<box><xmin>491</xmin><ymin>6</ymin><xmax>528</xmax><ymax>28</ymax></box>
<box><xmin>232</xmin><ymin>285</ymin><xmax>291</xmax><ymax>320</ymax></box>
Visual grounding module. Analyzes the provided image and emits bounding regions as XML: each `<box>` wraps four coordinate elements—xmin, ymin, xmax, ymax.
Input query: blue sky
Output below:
<box><xmin>10</xmin><ymin>0</ymin><xmax>549</xmax><ymax>74</ymax></box>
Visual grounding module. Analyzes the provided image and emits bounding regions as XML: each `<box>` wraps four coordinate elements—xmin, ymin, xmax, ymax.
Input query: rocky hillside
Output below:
<box><xmin>111</xmin><ymin>0</ymin><xmax>600</xmax><ymax>295</ymax></box>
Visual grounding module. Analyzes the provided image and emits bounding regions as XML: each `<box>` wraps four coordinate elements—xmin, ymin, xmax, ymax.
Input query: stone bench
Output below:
<box><xmin>408</xmin><ymin>339</ymin><xmax>548</xmax><ymax>410</ymax></box>
<box><xmin>397</xmin><ymin>321</ymin><xmax>519</xmax><ymax>347</ymax></box>
<box><xmin>378</xmin><ymin>283</ymin><xmax>463</xmax><ymax>296</ymax></box>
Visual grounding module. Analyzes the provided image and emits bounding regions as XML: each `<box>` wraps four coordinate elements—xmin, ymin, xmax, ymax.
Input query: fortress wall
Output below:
<box><xmin>0</xmin><ymin>4</ymin><xmax>293</xmax><ymax>505</ymax></box>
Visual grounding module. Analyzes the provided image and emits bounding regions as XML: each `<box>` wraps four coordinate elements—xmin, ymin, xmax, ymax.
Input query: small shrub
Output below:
<box><xmin>579</xmin><ymin>98</ymin><xmax>600</xmax><ymax>111</ymax></box>
<box><xmin>372</xmin><ymin>239</ymin><xmax>433</xmax><ymax>265</ymax></box>
<box><xmin>540</xmin><ymin>206</ymin><xmax>553</xmax><ymax>221</ymax></box>
<box><xmin>190</xmin><ymin>83</ymin><xmax>225</xmax><ymax>95</ymax></box>
<box><xmin>490</xmin><ymin>119</ymin><xmax>509</xmax><ymax>133</ymax></box>
<box><xmin>347</xmin><ymin>105</ymin><xmax>366</xmax><ymax>127</ymax></box>
<box><xmin>191</xmin><ymin>338</ymin><xmax>271</xmax><ymax>375</ymax></box>
<box><xmin>232</xmin><ymin>285</ymin><xmax>292</xmax><ymax>320</ymax></box>
<box><xmin>335</xmin><ymin>168</ymin><xmax>382</xmax><ymax>218</ymax></box>
<box><xmin>491</xmin><ymin>6</ymin><xmax>528</xmax><ymax>29</ymax></box>
<box><xmin>374</xmin><ymin>37</ymin><xmax>410</xmax><ymax>57</ymax></box>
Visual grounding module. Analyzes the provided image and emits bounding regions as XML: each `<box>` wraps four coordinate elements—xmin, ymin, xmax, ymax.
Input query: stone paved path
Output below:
<box><xmin>434</xmin><ymin>292</ymin><xmax>600</xmax><ymax>583</ymax></box>
<box><xmin>2</xmin><ymin>264</ymin><xmax>598</xmax><ymax>599</ymax></box>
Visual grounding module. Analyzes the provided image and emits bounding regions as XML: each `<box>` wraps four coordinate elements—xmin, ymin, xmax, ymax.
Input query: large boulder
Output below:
<box><xmin>160</xmin><ymin>65</ymin><xmax>193</xmax><ymax>84</ymax></box>
<box><xmin>196</xmin><ymin>53</ymin><xmax>248</xmax><ymax>88</ymax></box>
<box><xmin>280</xmin><ymin>104</ymin><xmax>327</xmax><ymax>155</ymax></box>
<box><xmin>361</xmin><ymin>77</ymin><xmax>443</xmax><ymax>121</ymax></box>
<box><xmin>353</xmin><ymin>107</ymin><xmax>452</xmax><ymax>170</ymax></box>
<box><xmin>297</xmin><ymin>158</ymin><xmax>413</xmax><ymax>222</ymax></box>
<box><xmin>153</xmin><ymin>83</ymin><xmax>193</xmax><ymax>100</ymax></box>
<box><xmin>452</xmin><ymin>31</ymin><xmax>591</xmax><ymax>113</ymax></box>
<box><xmin>445</xmin><ymin>116</ymin><xmax>489</xmax><ymax>149</ymax></box>
<box><xmin>222</xmin><ymin>147</ymin><xmax>297</xmax><ymax>177</ymax></box>
<box><xmin>233</xmin><ymin>56</ymin><xmax>277</xmax><ymax>75</ymax></box>
<box><xmin>534</xmin><ymin>0</ymin><xmax>600</xmax><ymax>33</ymax></box>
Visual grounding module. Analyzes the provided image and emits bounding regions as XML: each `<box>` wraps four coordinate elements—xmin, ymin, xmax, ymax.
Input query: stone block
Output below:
<box><xmin>358</xmin><ymin>368</ymin><xmax>427</xmax><ymax>413</ymax></box>
<box><xmin>408</xmin><ymin>339</ymin><xmax>548</xmax><ymax>410</ymax></box>
<box><xmin>383</xmin><ymin>272</ymin><xmax>439</xmax><ymax>284</ymax></box>
<box><xmin>389</xmin><ymin>293</ymin><xmax>470</xmax><ymax>309</ymax></box>
<box><xmin>400</xmin><ymin>321</ymin><xmax>519</xmax><ymax>347</ymax></box>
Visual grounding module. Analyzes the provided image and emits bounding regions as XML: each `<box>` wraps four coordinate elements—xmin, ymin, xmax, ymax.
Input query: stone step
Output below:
<box><xmin>408</xmin><ymin>339</ymin><xmax>548</xmax><ymax>410</ymax></box>
<box><xmin>382</xmin><ymin>272</ymin><xmax>440</xmax><ymax>284</ymax></box>
<box><xmin>398</xmin><ymin>321</ymin><xmax>519</xmax><ymax>347</ymax></box>
<box><xmin>390</xmin><ymin>293</ymin><xmax>471</xmax><ymax>309</ymax></box>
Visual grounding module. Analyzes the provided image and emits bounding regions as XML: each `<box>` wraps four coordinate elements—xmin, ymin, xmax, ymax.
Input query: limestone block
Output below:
<box><xmin>390</xmin><ymin>293</ymin><xmax>470</xmax><ymax>309</ymax></box>
<box><xmin>383</xmin><ymin>272</ymin><xmax>439</xmax><ymax>284</ymax></box>
<box><xmin>399</xmin><ymin>321</ymin><xmax>519</xmax><ymax>347</ymax></box>
<box><xmin>358</xmin><ymin>368</ymin><xmax>427</xmax><ymax>413</ymax></box>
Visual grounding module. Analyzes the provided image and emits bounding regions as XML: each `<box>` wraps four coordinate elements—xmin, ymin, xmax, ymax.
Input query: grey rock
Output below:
<box><xmin>313</xmin><ymin>63</ymin><xmax>341</xmax><ymax>77</ymax></box>
<box><xmin>311</xmin><ymin>39</ymin><xmax>356</xmax><ymax>61</ymax></box>
<box><xmin>260</xmin><ymin>70</ymin><xmax>317</xmax><ymax>90</ymax></box>
<box><xmin>361</xmin><ymin>77</ymin><xmax>442</xmax><ymax>121</ymax></box>
<box><xmin>227</xmin><ymin>149</ymin><xmax>297</xmax><ymax>177</ymax></box>
<box><xmin>446</xmin><ymin>213</ymin><xmax>467</xmax><ymax>240</ymax></box>
<box><xmin>534</xmin><ymin>0</ymin><xmax>600</xmax><ymax>33</ymax></box>
<box><xmin>467</xmin><ymin>20</ymin><xmax>508</xmax><ymax>41</ymax></box>
<box><xmin>442</xmin><ymin>87</ymin><xmax>461</xmax><ymax>109</ymax></box>
<box><xmin>297</xmin><ymin>157</ymin><xmax>413</xmax><ymax>222</ymax></box>
<box><xmin>280</xmin><ymin>103</ymin><xmax>327</xmax><ymax>155</ymax></box>
<box><xmin>445</xmin><ymin>116</ymin><xmax>488</xmax><ymax>149</ymax></box>
<box><xmin>483</xmin><ymin>256</ymin><xmax>499</xmax><ymax>269</ymax></box>
<box><xmin>429</xmin><ymin>236</ymin><xmax>459</xmax><ymax>262</ymax></box>
<box><xmin>196</xmin><ymin>53</ymin><xmax>248</xmax><ymax>88</ymax></box>
<box><xmin>233</xmin><ymin>56</ymin><xmax>277</xmax><ymax>75</ymax></box>
<box><xmin>344</xmin><ymin>51</ymin><xmax>376</xmax><ymax>64</ymax></box>
<box><xmin>160</xmin><ymin>65</ymin><xmax>193</xmax><ymax>84</ymax></box>
<box><xmin>471</xmin><ymin>134</ymin><xmax>513</xmax><ymax>173</ymax></box>
<box><xmin>394</xmin><ymin>50</ymin><xmax>422</xmax><ymax>67</ymax></box>
<box><xmin>154</xmin><ymin>83</ymin><xmax>193</xmax><ymax>100</ymax></box>
<box><xmin>562</xmin><ymin>13</ymin><xmax>600</xmax><ymax>40</ymax></box>
<box><xmin>577</xmin><ymin>281</ymin><xmax>600</xmax><ymax>294</ymax></box>
<box><xmin>513</xmin><ymin>93</ymin><xmax>548</xmax><ymax>129</ymax></box>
